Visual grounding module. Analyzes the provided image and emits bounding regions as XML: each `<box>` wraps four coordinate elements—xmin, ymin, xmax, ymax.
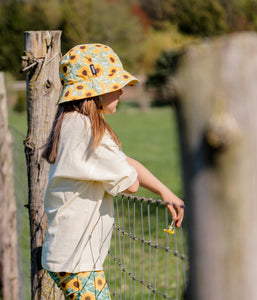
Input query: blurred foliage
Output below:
<box><xmin>146</xmin><ymin>50</ymin><xmax>182</xmax><ymax>106</ymax></box>
<box><xmin>137</xmin><ymin>0</ymin><xmax>177</xmax><ymax>29</ymax></box>
<box><xmin>1</xmin><ymin>0</ymin><xmax>257</xmax><ymax>83</ymax></box>
<box><xmin>175</xmin><ymin>0</ymin><xmax>228</xmax><ymax>36</ymax></box>
<box><xmin>244</xmin><ymin>0</ymin><xmax>257</xmax><ymax>29</ymax></box>
<box><xmin>221</xmin><ymin>0</ymin><xmax>257</xmax><ymax>31</ymax></box>
<box><xmin>60</xmin><ymin>0</ymin><xmax>145</xmax><ymax>71</ymax></box>
<box><xmin>143</xmin><ymin>0</ymin><xmax>257</xmax><ymax>106</ymax></box>
<box><xmin>0</xmin><ymin>0</ymin><xmax>146</xmax><ymax>78</ymax></box>
<box><xmin>140</xmin><ymin>24</ymin><xmax>195</xmax><ymax>73</ymax></box>
<box><xmin>0</xmin><ymin>1</ymin><xmax>28</xmax><ymax>78</ymax></box>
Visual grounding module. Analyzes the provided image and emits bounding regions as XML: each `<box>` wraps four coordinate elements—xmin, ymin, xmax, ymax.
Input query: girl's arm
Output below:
<box><xmin>126</xmin><ymin>156</ymin><xmax>184</xmax><ymax>228</ymax></box>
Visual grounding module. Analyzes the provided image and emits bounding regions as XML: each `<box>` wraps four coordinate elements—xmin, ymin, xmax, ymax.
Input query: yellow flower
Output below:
<box><xmin>127</xmin><ymin>79</ymin><xmax>138</xmax><ymax>86</ymax></box>
<box><xmin>163</xmin><ymin>221</ymin><xmax>175</xmax><ymax>235</ymax></box>
<box><xmin>121</xmin><ymin>72</ymin><xmax>131</xmax><ymax>81</ymax></box>
<box><xmin>57</xmin><ymin>271</ymin><xmax>68</xmax><ymax>281</ymax></box>
<box><xmin>78</xmin><ymin>67</ymin><xmax>90</xmax><ymax>80</ymax></box>
<box><xmin>75</xmin><ymin>83</ymin><xmax>87</xmax><ymax>92</ymax></box>
<box><xmin>94</xmin><ymin>273</ymin><xmax>106</xmax><ymax>291</ymax></box>
<box><xmin>110</xmin><ymin>83</ymin><xmax>122</xmax><ymax>91</ymax></box>
<box><xmin>60</xmin><ymin>78</ymin><xmax>66</xmax><ymax>86</ymax></box>
<box><xmin>84</xmin><ymin>55</ymin><xmax>93</xmax><ymax>63</ymax></box>
<box><xmin>102</xmin><ymin>45</ymin><xmax>110</xmax><ymax>51</ymax></box>
<box><xmin>63</xmin><ymin>87</ymin><xmax>72</xmax><ymax>99</ymax></box>
<box><xmin>107</xmin><ymin>66</ymin><xmax>118</xmax><ymax>78</ymax></box>
<box><xmin>163</xmin><ymin>228</ymin><xmax>175</xmax><ymax>234</ymax></box>
<box><xmin>82</xmin><ymin>88</ymin><xmax>96</xmax><ymax>98</ymax></box>
<box><xmin>81</xmin><ymin>291</ymin><xmax>96</xmax><ymax>300</ymax></box>
<box><xmin>78</xmin><ymin>45</ymin><xmax>89</xmax><ymax>52</ymax></box>
<box><xmin>93</xmin><ymin>44</ymin><xmax>103</xmax><ymax>48</ymax></box>
<box><xmin>68</xmin><ymin>292</ymin><xmax>78</xmax><ymax>299</ymax></box>
<box><xmin>107</xmin><ymin>53</ymin><xmax>118</xmax><ymax>64</ymax></box>
<box><xmin>79</xmin><ymin>271</ymin><xmax>90</xmax><ymax>280</ymax></box>
<box><xmin>65</xmin><ymin>278</ymin><xmax>82</xmax><ymax>291</ymax></box>
<box><xmin>61</xmin><ymin>64</ymin><xmax>69</xmax><ymax>75</ymax></box>
<box><xmin>69</xmin><ymin>53</ymin><xmax>80</xmax><ymax>64</ymax></box>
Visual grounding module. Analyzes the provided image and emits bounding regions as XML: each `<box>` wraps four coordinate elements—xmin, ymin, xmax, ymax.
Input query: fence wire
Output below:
<box><xmin>106</xmin><ymin>194</ymin><xmax>188</xmax><ymax>300</ymax></box>
<box><xmin>9</xmin><ymin>126</ymin><xmax>188</xmax><ymax>300</ymax></box>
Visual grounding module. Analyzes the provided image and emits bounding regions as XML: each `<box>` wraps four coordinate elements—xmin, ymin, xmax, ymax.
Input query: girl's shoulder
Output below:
<box><xmin>59</xmin><ymin>112</ymin><xmax>92</xmax><ymax>147</ymax></box>
<box><xmin>63</xmin><ymin>111</ymin><xmax>91</xmax><ymax>131</ymax></box>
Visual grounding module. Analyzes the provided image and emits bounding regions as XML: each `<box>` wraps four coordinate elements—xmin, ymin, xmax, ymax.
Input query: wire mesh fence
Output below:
<box><xmin>106</xmin><ymin>195</ymin><xmax>187</xmax><ymax>300</ymax></box>
<box><xmin>9</xmin><ymin>126</ymin><xmax>188</xmax><ymax>300</ymax></box>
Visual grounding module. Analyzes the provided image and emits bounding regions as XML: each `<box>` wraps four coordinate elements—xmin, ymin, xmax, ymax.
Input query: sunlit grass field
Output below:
<box><xmin>9</xmin><ymin>105</ymin><xmax>186</xmax><ymax>299</ymax></box>
<box><xmin>105</xmin><ymin>105</ymin><xmax>183</xmax><ymax>200</ymax></box>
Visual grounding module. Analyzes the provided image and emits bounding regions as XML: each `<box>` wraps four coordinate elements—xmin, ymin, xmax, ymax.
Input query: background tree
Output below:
<box><xmin>175</xmin><ymin>0</ymin><xmax>228</xmax><ymax>36</ymax></box>
<box><xmin>0</xmin><ymin>1</ymin><xmax>28</xmax><ymax>77</ymax></box>
<box><xmin>136</xmin><ymin>0</ymin><xmax>177</xmax><ymax>29</ymax></box>
<box><xmin>1</xmin><ymin>0</ymin><xmax>257</xmax><ymax>80</ymax></box>
<box><xmin>60</xmin><ymin>0</ymin><xmax>145</xmax><ymax>70</ymax></box>
<box><xmin>0</xmin><ymin>0</ymin><xmax>145</xmax><ymax>78</ymax></box>
<box><xmin>222</xmin><ymin>0</ymin><xmax>257</xmax><ymax>31</ymax></box>
<box><xmin>244</xmin><ymin>0</ymin><xmax>257</xmax><ymax>30</ymax></box>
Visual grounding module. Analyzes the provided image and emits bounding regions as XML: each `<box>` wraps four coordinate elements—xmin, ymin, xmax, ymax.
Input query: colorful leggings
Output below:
<box><xmin>48</xmin><ymin>270</ymin><xmax>111</xmax><ymax>300</ymax></box>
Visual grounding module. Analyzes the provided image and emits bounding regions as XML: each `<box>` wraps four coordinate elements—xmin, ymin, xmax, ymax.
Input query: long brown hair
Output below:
<box><xmin>42</xmin><ymin>97</ymin><xmax>121</xmax><ymax>164</ymax></box>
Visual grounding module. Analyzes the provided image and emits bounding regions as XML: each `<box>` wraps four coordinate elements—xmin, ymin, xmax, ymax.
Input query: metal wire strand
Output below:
<box><xmin>107</xmin><ymin>195</ymin><xmax>187</xmax><ymax>300</ymax></box>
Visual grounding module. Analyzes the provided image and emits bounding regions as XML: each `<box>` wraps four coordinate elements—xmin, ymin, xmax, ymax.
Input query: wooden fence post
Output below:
<box><xmin>0</xmin><ymin>72</ymin><xmax>19</xmax><ymax>299</ymax></box>
<box><xmin>23</xmin><ymin>31</ymin><xmax>64</xmax><ymax>300</ymax></box>
<box><xmin>171</xmin><ymin>32</ymin><xmax>257</xmax><ymax>299</ymax></box>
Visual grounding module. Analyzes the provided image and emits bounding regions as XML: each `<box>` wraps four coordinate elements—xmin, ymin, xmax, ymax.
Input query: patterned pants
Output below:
<box><xmin>48</xmin><ymin>270</ymin><xmax>111</xmax><ymax>300</ymax></box>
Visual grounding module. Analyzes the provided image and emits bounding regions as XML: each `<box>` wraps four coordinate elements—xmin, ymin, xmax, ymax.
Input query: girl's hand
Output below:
<box><xmin>126</xmin><ymin>156</ymin><xmax>185</xmax><ymax>227</ymax></box>
<box><xmin>161</xmin><ymin>191</ymin><xmax>184</xmax><ymax>228</ymax></box>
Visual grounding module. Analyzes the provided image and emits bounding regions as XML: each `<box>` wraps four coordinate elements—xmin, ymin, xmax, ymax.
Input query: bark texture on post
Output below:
<box><xmin>0</xmin><ymin>72</ymin><xmax>19</xmax><ymax>300</ymax></box>
<box><xmin>23</xmin><ymin>31</ymin><xmax>64</xmax><ymax>300</ymax></box>
<box><xmin>172</xmin><ymin>32</ymin><xmax>257</xmax><ymax>300</ymax></box>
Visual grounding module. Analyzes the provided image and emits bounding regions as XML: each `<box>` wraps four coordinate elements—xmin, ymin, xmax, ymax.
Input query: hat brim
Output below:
<box><xmin>57</xmin><ymin>71</ymin><xmax>139</xmax><ymax>104</ymax></box>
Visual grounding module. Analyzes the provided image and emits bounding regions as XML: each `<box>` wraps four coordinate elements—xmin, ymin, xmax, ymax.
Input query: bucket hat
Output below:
<box><xmin>58</xmin><ymin>43</ymin><xmax>139</xmax><ymax>104</ymax></box>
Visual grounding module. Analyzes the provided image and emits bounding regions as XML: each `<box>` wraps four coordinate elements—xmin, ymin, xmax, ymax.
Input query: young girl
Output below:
<box><xmin>41</xmin><ymin>43</ymin><xmax>184</xmax><ymax>300</ymax></box>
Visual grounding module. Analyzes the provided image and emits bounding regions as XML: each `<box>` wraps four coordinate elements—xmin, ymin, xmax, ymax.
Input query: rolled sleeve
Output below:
<box><xmin>90</xmin><ymin>134</ymin><xmax>138</xmax><ymax>196</ymax></box>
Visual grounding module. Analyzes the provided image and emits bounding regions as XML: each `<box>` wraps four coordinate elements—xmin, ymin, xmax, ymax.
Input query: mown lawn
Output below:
<box><xmin>105</xmin><ymin>106</ymin><xmax>183</xmax><ymax>200</ymax></box>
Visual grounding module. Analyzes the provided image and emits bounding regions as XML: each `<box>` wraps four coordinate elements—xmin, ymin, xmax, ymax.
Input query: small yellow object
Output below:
<box><xmin>163</xmin><ymin>220</ymin><xmax>175</xmax><ymax>234</ymax></box>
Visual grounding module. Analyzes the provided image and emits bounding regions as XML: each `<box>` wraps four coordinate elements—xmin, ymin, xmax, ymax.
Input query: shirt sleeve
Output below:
<box><xmin>89</xmin><ymin>133</ymin><xmax>138</xmax><ymax>195</ymax></box>
<box><xmin>51</xmin><ymin>113</ymin><xmax>138</xmax><ymax>196</ymax></box>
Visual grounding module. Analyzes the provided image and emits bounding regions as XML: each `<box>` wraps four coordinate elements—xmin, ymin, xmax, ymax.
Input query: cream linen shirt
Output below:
<box><xmin>41</xmin><ymin>112</ymin><xmax>137</xmax><ymax>272</ymax></box>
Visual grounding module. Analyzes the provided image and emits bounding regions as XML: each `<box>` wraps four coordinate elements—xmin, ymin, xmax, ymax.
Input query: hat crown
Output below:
<box><xmin>57</xmin><ymin>43</ymin><xmax>138</xmax><ymax>104</ymax></box>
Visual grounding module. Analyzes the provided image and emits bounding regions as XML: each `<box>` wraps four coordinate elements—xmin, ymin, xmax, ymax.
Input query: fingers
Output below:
<box><xmin>175</xmin><ymin>206</ymin><xmax>184</xmax><ymax>228</ymax></box>
<box><xmin>167</xmin><ymin>203</ymin><xmax>177</xmax><ymax>223</ymax></box>
<box><xmin>166</xmin><ymin>202</ymin><xmax>184</xmax><ymax>228</ymax></box>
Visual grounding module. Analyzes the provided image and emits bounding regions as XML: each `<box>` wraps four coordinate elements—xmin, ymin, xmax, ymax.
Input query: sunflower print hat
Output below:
<box><xmin>58</xmin><ymin>43</ymin><xmax>139</xmax><ymax>104</ymax></box>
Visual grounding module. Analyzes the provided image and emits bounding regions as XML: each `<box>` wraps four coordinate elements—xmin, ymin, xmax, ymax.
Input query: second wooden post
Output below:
<box><xmin>172</xmin><ymin>32</ymin><xmax>257</xmax><ymax>300</ymax></box>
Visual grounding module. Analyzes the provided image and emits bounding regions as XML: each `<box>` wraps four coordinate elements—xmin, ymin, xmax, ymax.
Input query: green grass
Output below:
<box><xmin>105</xmin><ymin>194</ymin><xmax>188</xmax><ymax>300</ymax></box>
<box><xmin>8</xmin><ymin>106</ymin><xmax>186</xmax><ymax>300</ymax></box>
<box><xmin>105</xmin><ymin>106</ymin><xmax>187</xmax><ymax>299</ymax></box>
<box><xmin>8</xmin><ymin>109</ymin><xmax>27</xmax><ymax>134</ymax></box>
<box><xmin>8</xmin><ymin>109</ymin><xmax>30</xmax><ymax>300</ymax></box>
<box><xmin>106</xmin><ymin>106</ymin><xmax>183</xmax><ymax>199</ymax></box>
